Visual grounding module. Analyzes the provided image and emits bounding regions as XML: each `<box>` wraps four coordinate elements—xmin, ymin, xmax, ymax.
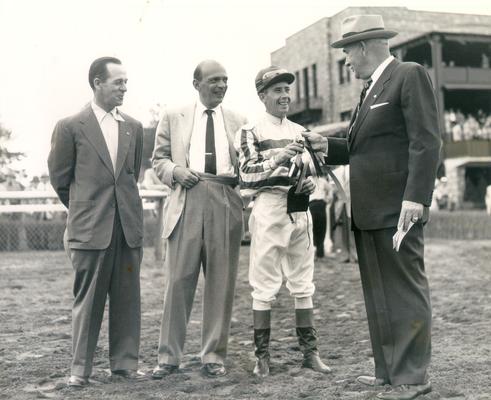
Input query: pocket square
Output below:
<box><xmin>370</xmin><ymin>102</ymin><xmax>389</xmax><ymax>110</ymax></box>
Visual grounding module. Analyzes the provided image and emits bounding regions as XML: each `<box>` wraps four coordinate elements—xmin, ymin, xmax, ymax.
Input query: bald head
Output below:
<box><xmin>193</xmin><ymin>60</ymin><xmax>228</xmax><ymax>109</ymax></box>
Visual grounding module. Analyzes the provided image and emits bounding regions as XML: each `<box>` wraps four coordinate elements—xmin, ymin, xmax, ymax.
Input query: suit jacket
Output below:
<box><xmin>326</xmin><ymin>59</ymin><xmax>441</xmax><ymax>230</ymax></box>
<box><xmin>48</xmin><ymin>104</ymin><xmax>144</xmax><ymax>249</ymax></box>
<box><xmin>152</xmin><ymin>104</ymin><xmax>246</xmax><ymax>239</ymax></box>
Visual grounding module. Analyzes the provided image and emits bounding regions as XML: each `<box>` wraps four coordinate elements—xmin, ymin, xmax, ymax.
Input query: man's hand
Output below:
<box><xmin>173</xmin><ymin>166</ymin><xmax>200</xmax><ymax>189</ymax></box>
<box><xmin>398</xmin><ymin>200</ymin><xmax>424</xmax><ymax>232</ymax></box>
<box><xmin>299</xmin><ymin>177</ymin><xmax>316</xmax><ymax>195</ymax></box>
<box><xmin>302</xmin><ymin>131</ymin><xmax>327</xmax><ymax>153</ymax></box>
<box><xmin>274</xmin><ymin>142</ymin><xmax>304</xmax><ymax>165</ymax></box>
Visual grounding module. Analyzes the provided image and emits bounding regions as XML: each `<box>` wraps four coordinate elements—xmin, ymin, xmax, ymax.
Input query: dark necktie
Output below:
<box><xmin>348</xmin><ymin>78</ymin><xmax>373</xmax><ymax>140</ymax></box>
<box><xmin>204</xmin><ymin>109</ymin><xmax>217</xmax><ymax>175</ymax></box>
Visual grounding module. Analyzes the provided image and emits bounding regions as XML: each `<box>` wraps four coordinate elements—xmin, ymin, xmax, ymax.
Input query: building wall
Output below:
<box><xmin>271</xmin><ymin>18</ymin><xmax>330</xmax><ymax>129</ymax></box>
<box><xmin>271</xmin><ymin>6</ymin><xmax>491</xmax><ymax>125</ymax></box>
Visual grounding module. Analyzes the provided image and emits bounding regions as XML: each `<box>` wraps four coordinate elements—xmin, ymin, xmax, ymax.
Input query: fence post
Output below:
<box><xmin>18</xmin><ymin>213</ymin><xmax>29</xmax><ymax>250</ymax></box>
<box><xmin>155</xmin><ymin>197</ymin><xmax>165</xmax><ymax>261</ymax></box>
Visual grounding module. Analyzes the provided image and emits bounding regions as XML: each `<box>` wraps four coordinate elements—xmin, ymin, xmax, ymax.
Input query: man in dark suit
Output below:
<box><xmin>151</xmin><ymin>60</ymin><xmax>246</xmax><ymax>378</ymax></box>
<box><xmin>48</xmin><ymin>57</ymin><xmax>144</xmax><ymax>387</ymax></box>
<box><xmin>303</xmin><ymin>15</ymin><xmax>441</xmax><ymax>400</ymax></box>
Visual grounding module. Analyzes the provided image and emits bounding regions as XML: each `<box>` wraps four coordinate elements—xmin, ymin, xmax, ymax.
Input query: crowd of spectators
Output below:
<box><xmin>444</xmin><ymin>109</ymin><xmax>491</xmax><ymax>142</ymax></box>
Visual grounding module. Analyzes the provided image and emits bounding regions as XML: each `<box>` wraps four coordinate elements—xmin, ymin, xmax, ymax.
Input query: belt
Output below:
<box><xmin>197</xmin><ymin>172</ymin><xmax>238</xmax><ymax>187</ymax></box>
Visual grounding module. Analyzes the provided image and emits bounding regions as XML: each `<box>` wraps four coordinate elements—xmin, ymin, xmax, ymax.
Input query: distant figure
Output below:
<box><xmin>48</xmin><ymin>57</ymin><xmax>144</xmax><ymax>387</ymax></box>
<box><xmin>309</xmin><ymin>176</ymin><xmax>333</xmax><ymax>259</ymax></box>
<box><xmin>485</xmin><ymin>185</ymin><xmax>491</xmax><ymax>215</ymax></box>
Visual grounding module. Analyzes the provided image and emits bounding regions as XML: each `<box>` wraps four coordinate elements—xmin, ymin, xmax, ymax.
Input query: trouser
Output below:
<box><xmin>309</xmin><ymin>199</ymin><xmax>327</xmax><ymax>257</ymax></box>
<box><xmin>249</xmin><ymin>191</ymin><xmax>315</xmax><ymax>310</ymax></box>
<box><xmin>354</xmin><ymin>224</ymin><xmax>431</xmax><ymax>385</ymax></box>
<box><xmin>157</xmin><ymin>179</ymin><xmax>243</xmax><ymax>366</ymax></box>
<box><xmin>69</xmin><ymin>212</ymin><xmax>142</xmax><ymax>377</ymax></box>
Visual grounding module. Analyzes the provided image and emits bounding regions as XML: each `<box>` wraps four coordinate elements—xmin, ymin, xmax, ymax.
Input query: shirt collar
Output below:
<box><xmin>196</xmin><ymin>99</ymin><xmax>222</xmax><ymax>116</ymax></box>
<box><xmin>91</xmin><ymin>100</ymin><xmax>125</xmax><ymax>123</ymax></box>
<box><xmin>370</xmin><ymin>55</ymin><xmax>395</xmax><ymax>86</ymax></box>
<box><xmin>264</xmin><ymin>111</ymin><xmax>286</xmax><ymax>126</ymax></box>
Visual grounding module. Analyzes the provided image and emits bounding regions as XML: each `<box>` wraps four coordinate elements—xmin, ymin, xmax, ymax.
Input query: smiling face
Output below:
<box><xmin>259</xmin><ymin>81</ymin><xmax>291</xmax><ymax>118</ymax></box>
<box><xmin>193</xmin><ymin>61</ymin><xmax>228</xmax><ymax>109</ymax></box>
<box><xmin>94</xmin><ymin>63</ymin><xmax>127</xmax><ymax>111</ymax></box>
<box><xmin>343</xmin><ymin>42</ymin><xmax>371</xmax><ymax>80</ymax></box>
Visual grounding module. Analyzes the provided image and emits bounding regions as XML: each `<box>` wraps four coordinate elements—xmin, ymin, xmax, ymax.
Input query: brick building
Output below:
<box><xmin>271</xmin><ymin>7</ymin><xmax>491</xmax><ymax>210</ymax></box>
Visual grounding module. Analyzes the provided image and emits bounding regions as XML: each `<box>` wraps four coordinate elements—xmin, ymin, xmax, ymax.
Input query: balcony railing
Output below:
<box><xmin>444</xmin><ymin>140</ymin><xmax>491</xmax><ymax>158</ymax></box>
<box><xmin>287</xmin><ymin>96</ymin><xmax>323</xmax><ymax>125</ymax></box>
<box><xmin>288</xmin><ymin>96</ymin><xmax>323</xmax><ymax>115</ymax></box>
<box><xmin>427</xmin><ymin>67</ymin><xmax>491</xmax><ymax>88</ymax></box>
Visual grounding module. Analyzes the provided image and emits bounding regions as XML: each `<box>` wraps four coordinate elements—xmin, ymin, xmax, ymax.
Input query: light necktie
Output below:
<box><xmin>348</xmin><ymin>78</ymin><xmax>373</xmax><ymax>140</ymax></box>
<box><xmin>204</xmin><ymin>109</ymin><xmax>217</xmax><ymax>175</ymax></box>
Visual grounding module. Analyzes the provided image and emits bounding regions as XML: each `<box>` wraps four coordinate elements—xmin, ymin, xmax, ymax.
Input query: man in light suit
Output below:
<box><xmin>303</xmin><ymin>15</ymin><xmax>441</xmax><ymax>400</ymax></box>
<box><xmin>48</xmin><ymin>57</ymin><xmax>144</xmax><ymax>387</ymax></box>
<box><xmin>151</xmin><ymin>60</ymin><xmax>246</xmax><ymax>378</ymax></box>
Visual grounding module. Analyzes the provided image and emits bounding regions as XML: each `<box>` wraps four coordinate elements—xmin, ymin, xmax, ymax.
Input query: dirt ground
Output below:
<box><xmin>1</xmin><ymin>239</ymin><xmax>490</xmax><ymax>400</ymax></box>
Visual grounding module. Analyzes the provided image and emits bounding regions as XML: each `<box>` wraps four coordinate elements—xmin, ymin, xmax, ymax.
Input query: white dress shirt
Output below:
<box><xmin>91</xmin><ymin>101</ymin><xmax>124</xmax><ymax>171</ymax></box>
<box><xmin>366</xmin><ymin>55</ymin><xmax>394</xmax><ymax>97</ymax></box>
<box><xmin>189</xmin><ymin>101</ymin><xmax>234</xmax><ymax>176</ymax></box>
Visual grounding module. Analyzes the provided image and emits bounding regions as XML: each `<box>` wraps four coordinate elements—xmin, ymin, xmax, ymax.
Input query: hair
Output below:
<box><xmin>88</xmin><ymin>57</ymin><xmax>122</xmax><ymax>90</ymax></box>
<box><xmin>193</xmin><ymin>63</ymin><xmax>204</xmax><ymax>82</ymax></box>
<box><xmin>193</xmin><ymin>59</ymin><xmax>223</xmax><ymax>82</ymax></box>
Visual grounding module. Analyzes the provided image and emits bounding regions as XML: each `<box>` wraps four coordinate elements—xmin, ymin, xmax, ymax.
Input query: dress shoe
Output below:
<box><xmin>67</xmin><ymin>375</ymin><xmax>89</xmax><ymax>388</ymax></box>
<box><xmin>357</xmin><ymin>375</ymin><xmax>388</xmax><ymax>386</ymax></box>
<box><xmin>111</xmin><ymin>369</ymin><xmax>147</xmax><ymax>381</ymax></box>
<box><xmin>201</xmin><ymin>363</ymin><xmax>226</xmax><ymax>378</ymax></box>
<box><xmin>376</xmin><ymin>382</ymin><xmax>432</xmax><ymax>400</ymax></box>
<box><xmin>151</xmin><ymin>364</ymin><xmax>178</xmax><ymax>379</ymax></box>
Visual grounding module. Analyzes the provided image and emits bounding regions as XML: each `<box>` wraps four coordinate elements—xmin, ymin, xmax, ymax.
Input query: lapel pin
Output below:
<box><xmin>125</xmin><ymin>131</ymin><xmax>130</xmax><ymax>136</ymax></box>
<box><xmin>374</xmin><ymin>94</ymin><xmax>377</xmax><ymax>98</ymax></box>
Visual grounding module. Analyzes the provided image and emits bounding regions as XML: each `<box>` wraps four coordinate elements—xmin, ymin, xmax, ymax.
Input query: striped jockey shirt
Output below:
<box><xmin>235</xmin><ymin>111</ymin><xmax>306</xmax><ymax>196</ymax></box>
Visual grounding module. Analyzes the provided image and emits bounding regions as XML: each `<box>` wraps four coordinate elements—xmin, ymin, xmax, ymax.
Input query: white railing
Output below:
<box><xmin>0</xmin><ymin>189</ymin><xmax>167</xmax><ymax>259</ymax></box>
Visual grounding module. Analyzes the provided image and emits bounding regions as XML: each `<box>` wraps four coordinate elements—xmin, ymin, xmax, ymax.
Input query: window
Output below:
<box><xmin>340</xmin><ymin>110</ymin><xmax>352</xmax><ymax>121</ymax></box>
<box><xmin>312</xmin><ymin>64</ymin><xmax>318</xmax><ymax>98</ymax></box>
<box><xmin>338</xmin><ymin>59</ymin><xmax>350</xmax><ymax>84</ymax></box>
<box><xmin>295</xmin><ymin>71</ymin><xmax>301</xmax><ymax>101</ymax></box>
<box><xmin>303</xmin><ymin>67</ymin><xmax>309</xmax><ymax>99</ymax></box>
<box><xmin>338</xmin><ymin>60</ymin><xmax>345</xmax><ymax>84</ymax></box>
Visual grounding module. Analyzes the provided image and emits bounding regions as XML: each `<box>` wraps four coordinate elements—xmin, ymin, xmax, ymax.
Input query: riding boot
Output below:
<box><xmin>253</xmin><ymin>310</ymin><xmax>271</xmax><ymax>377</ymax></box>
<box><xmin>295</xmin><ymin>308</ymin><xmax>331</xmax><ymax>374</ymax></box>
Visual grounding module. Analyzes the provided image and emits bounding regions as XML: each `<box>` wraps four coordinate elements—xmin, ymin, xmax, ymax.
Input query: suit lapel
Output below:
<box><xmin>181</xmin><ymin>104</ymin><xmax>196</xmax><ymax>165</ymax></box>
<box><xmin>114</xmin><ymin>118</ymin><xmax>131</xmax><ymax>180</ymax></box>
<box><xmin>349</xmin><ymin>59</ymin><xmax>399</xmax><ymax>145</ymax></box>
<box><xmin>222</xmin><ymin>108</ymin><xmax>238</xmax><ymax>166</ymax></box>
<box><xmin>79</xmin><ymin>105</ymin><xmax>114</xmax><ymax>176</ymax></box>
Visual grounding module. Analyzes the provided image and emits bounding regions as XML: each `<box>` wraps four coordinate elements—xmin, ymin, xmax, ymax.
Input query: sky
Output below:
<box><xmin>1</xmin><ymin>0</ymin><xmax>490</xmax><ymax>176</ymax></box>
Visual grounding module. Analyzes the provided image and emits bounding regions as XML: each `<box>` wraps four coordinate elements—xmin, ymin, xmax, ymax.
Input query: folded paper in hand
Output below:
<box><xmin>392</xmin><ymin>221</ymin><xmax>414</xmax><ymax>252</ymax></box>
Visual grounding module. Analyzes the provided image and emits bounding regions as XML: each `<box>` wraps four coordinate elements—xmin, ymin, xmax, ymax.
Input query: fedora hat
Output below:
<box><xmin>331</xmin><ymin>15</ymin><xmax>397</xmax><ymax>48</ymax></box>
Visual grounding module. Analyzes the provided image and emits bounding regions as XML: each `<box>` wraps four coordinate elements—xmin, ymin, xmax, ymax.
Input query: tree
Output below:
<box><xmin>0</xmin><ymin>122</ymin><xmax>25</xmax><ymax>174</ymax></box>
<box><xmin>0</xmin><ymin>122</ymin><xmax>25</xmax><ymax>181</ymax></box>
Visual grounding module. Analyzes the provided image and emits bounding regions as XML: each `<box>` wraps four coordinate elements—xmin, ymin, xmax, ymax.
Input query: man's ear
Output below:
<box><xmin>93</xmin><ymin>77</ymin><xmax>101</xmax><ymax>90</ymax></box>
<box><xmin>360</xmin><ymin>41</ymin><xmax>367</xmax><ymax>56</ymax></box>
<box><xmin>192</xmin><ymin>79</ymin><xmax>200</xmax><ymax>91</ymax></box>
<box><xmin>258</xmin><ymin>92</ymin><xmax>265</xmax><ymax>102</ymax></box>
